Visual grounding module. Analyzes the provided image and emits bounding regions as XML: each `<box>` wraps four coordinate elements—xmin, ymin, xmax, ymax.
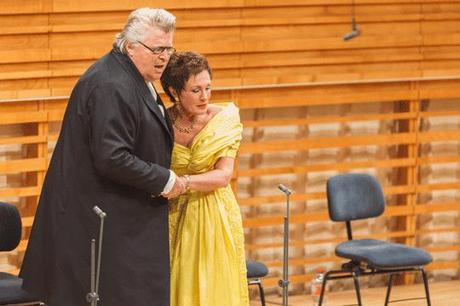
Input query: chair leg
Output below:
<box><xmin>318</xmin><ymin>270</ymin><xmax>332</xmax><ymax>306</ymax></box>
<box><xmin>256</xmin><ymin>280</ymin><xmax>266</xmax><ymax>306</ymax></box>
<box><xmin>421</xmin><ymin>268</ymin><xmax>432</xmax><ymax>306</ymax></box>
<box><xmin>352</xmin><ymin>272</ymin><xmax>363</xmax><ymax>306</ymax></box>
<box><xmin>384</xmin><ymin>273</ymin><xmax>395</xmax><ymax>306</ymax></box>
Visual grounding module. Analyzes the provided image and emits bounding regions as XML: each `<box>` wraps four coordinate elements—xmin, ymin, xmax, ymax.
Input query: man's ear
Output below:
<box><xmin>126</xmin><ymin>42</ymin><xmax>135</xmax><ymax>58</ymax></box>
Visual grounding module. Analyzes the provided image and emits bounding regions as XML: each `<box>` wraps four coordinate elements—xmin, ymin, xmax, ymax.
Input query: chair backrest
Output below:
<box><xmin>326</xmin><ymin>173</ymin><xmax>385</xmax><ymax>222</ymax></box>
<box><xmin>246</xmin><ymin>259</ymin><xmax>269</xmax><ymax>278</ymax></box>
<box><xmin>0</xmin><ymin>202</ymin><xmax>22</xmax><ymax>252</ymax></box>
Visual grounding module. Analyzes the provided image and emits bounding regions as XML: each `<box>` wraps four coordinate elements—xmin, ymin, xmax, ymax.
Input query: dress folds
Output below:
<box><xmin>169</xmin><ymin>102</ymin><xmax>249</xmax><ymax>306</ymax></box>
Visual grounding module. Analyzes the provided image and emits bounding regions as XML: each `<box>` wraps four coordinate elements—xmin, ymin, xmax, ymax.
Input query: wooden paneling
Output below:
<box><xmin>1</xmin><ymin>79</ymin><xmax>459</xmax><ymax>290</ymax></box>
<box><xmin>2</xmin><ymin>1</ymin><xmax>460</xmax><ymax>99</ymax></box>
<box><xmin>1</xmin><ymin>0</ymin><xmax>460</xmax><ymax>293</ymax></box>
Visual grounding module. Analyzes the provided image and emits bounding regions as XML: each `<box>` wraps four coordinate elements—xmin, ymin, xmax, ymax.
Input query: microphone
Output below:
<box><xmin>278</xmin><ymin>184</ymin><xmax>292</xmax><ymax>195</ymax></box>
<box><xmin>343</xmin><ymin>28</ymin><xmax>360</xmax><ymax>41</ymax></box>
<box><xmin>343</xmin><ymin>0</ymin><xmax>360</xmax><ymax>41</ymax></box>
<box><xmin>93</xmin><ymin>206</ymin><xmax>106</xmax><ymax>219</ymax></box>
<box><xmin>343</xmin><ymin>17</ymin><xmax>360</xmax><ymax>41</ymax></box>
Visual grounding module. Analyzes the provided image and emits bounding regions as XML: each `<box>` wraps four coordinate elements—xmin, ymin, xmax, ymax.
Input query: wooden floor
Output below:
<box><xmin>250</xmin><ymin>280</ymin><xmax>460</xmax><ymax>306</ymax></box>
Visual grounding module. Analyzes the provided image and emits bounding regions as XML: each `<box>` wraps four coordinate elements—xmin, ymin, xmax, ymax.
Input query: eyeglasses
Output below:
<box><xmin>137</xmin><ymin>41</ymin><xmax>176</xmax><ymax>56</ymax></box>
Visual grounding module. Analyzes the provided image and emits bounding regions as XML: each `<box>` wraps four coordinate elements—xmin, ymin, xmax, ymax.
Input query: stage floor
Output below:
<box><xmin>250</xmin><ymin>280</ymin><xmax>460</xmax><ymax>305</ymax></box>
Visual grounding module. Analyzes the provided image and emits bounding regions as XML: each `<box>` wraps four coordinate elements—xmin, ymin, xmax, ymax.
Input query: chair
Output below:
<box><xmin>317</xmin><ymin>173</ymin><xmax>432</xmax><ymax>306</ymax></box>
<box><xmin>246</xmin><ymin>259</ymin><xmax>268</xmax><ymax>306</ymax></box>
<box><xmin>0</xmin><ymin>202</ymin><xmax>44</xmax><ymax>306</ymax></box>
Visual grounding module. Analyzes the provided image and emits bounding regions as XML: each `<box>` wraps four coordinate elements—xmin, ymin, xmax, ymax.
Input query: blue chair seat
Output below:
<box><xmin>336</xmin><ymin>239</ymin><xmax>432</xmax><ymax>269</ymax></box>
<box><xmin>0</xmin><ymin>272</ymin><xmax>39</xmax><ymax>304</ymax></box>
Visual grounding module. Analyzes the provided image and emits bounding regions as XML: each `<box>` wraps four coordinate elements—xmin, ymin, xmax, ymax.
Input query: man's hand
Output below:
<box><xmin>163</xmin><ymin>176</ymin><xmax>186</xmax><ymax>199</ymax></box>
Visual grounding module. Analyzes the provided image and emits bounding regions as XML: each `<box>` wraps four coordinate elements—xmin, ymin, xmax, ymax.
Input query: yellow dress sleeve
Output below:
<box><xmin>190</xmin><ymin>103</ymin><xmax>243</xmax><ymax>172</ymax></box>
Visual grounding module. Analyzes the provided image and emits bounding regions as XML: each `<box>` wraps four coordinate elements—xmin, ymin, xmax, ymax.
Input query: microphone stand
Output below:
<box><xmin>278</xmin><ymin>184</ymin><xmax>292</xmax><ymax>306</ymax></box>
<box><xmin>86</xmin><ymin>206</ymin><xmax>107</xmax><ymax>306</ymax></box>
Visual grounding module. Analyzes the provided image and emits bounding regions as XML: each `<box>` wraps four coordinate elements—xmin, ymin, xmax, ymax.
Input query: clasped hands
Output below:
<box><xmin>162</xmin><ymin>175</ymin><xmax>191</xmax><ymax>199</ymax></box>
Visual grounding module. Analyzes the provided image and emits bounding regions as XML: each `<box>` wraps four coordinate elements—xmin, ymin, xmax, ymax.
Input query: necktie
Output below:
<box><xmin>147</xmin><ymin>82</ymin><xmax>164</xmax><ymax>116</ymax></box>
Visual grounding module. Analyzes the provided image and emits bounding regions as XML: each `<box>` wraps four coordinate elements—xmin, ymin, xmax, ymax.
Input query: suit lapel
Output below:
<box><xmin>156</xmin><ymin>93</ymin><xmax>174</xmax><ymax>137</ymax></box>
<box><xmin>110</xmin><ymin>49</ymin><xmax>173</xmax><ymax>142</ymax></box>
<box><xmin>140</xmin><ymin>83</ymin><xmax>173</xmax><ymax>141</ymax></box>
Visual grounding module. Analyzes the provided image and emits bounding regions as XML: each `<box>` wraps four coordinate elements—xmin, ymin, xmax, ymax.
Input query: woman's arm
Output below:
<box><xmin>183</xmin><ymin>157</ymin><xmax>235</xmax><ymax>192</ymax></box>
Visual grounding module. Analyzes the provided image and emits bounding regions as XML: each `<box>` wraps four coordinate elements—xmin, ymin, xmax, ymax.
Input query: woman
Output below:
<box><xmin>161</xmin><ymin>51</ymin><xmax>249</xmax><ymax>306</ymax></box>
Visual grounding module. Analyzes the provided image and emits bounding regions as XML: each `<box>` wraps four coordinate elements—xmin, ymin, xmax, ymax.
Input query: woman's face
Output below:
<box><xmin>178</xmin><ymin>70</ymin><xmax>212</xmax><ymax>116</ymax></box>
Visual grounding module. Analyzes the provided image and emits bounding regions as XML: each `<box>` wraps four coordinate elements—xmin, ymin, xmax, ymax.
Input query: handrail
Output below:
<box><xmin>2</xmin><ymin>75</ymin><xmax>460</xmax><ymax>104</ymax></box>
<box><xmin>0</xmin><ymin>96</ymin><xmax>69</xmax><ymax>104</ymax></box>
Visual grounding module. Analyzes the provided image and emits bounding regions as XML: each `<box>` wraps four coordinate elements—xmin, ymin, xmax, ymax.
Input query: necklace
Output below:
<box><xmin>170</xmin><ymin>106</ymin><xmax>196</xmax><ymax>134</ymax></box>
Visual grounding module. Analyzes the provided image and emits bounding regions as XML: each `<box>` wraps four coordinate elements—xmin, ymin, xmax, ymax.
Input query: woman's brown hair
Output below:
<box><xmin>160</xmin><ymin>51</ymin><xmax>212</xmax><ymax>102</ymax></box>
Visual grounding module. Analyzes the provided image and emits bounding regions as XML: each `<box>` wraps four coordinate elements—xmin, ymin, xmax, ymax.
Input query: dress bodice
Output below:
<box><xmin>171</xmin><ymin>102</ymin><xmax>243</xmax><ymax>176</ymax></box>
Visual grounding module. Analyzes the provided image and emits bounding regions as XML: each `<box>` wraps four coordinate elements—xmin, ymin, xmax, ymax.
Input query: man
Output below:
<box><xmin>20</xmin><ymin>8</ymin><xmax>184</xmax><ymax>306</ymax></box>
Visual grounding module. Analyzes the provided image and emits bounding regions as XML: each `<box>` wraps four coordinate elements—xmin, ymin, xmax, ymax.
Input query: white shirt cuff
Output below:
<box><xmin>161</xmin><ymin>170</ymin><xmax>176</xmax><ymax>195</ymax></box>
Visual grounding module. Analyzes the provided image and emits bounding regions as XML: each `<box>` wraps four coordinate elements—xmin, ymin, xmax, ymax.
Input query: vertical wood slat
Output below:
<box><xmin>36</xmin><ymin>100</ymin><xmax>48</xmax><ymax>207</ymax></box>
<box><xmin>246</xmin><ymin>109</ymin><xmax>264</xmax><ymax>261</ymax></box>
<box><xmin>403</xmin><ymin>96</ymin><xmax>420</xmax><ymax>285</ymax></box>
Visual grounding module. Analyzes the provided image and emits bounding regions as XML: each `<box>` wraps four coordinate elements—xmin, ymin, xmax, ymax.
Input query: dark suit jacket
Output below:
<box><xmin>20</xmin><ymin>48</ymin><xmax>174</xmax><ymax>306</ymax></box>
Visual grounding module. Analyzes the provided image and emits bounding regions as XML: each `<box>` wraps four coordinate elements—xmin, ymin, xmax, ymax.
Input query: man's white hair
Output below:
<box><xmin>114</xmin><ymin>8</ymin><xmax>176</xmax><ymax>53</ymax></box>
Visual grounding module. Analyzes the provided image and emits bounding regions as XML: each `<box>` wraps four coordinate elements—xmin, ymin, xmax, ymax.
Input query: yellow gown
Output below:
<box><xmin>169</xmin><ymin>102</ymin><xmax>249</xmax><ymax>306</ymax></box>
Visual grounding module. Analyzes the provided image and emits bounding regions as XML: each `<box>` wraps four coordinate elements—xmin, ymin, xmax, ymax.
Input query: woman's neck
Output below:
<box><xmin>171</xmin><ymin>105</ymin><xmax>197</xmax><ymax>134</ymax></box>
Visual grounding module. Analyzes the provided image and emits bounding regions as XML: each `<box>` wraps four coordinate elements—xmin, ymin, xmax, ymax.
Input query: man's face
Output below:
<box><xmin>127</xmin><ymin>27</ymin><xmax>174</xmax><ymax>82</ymax></box>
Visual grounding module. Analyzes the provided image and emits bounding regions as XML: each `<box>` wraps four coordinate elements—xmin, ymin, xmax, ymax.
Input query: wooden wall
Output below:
<box><xmin>1</xmin><ymin>0</ymin><xmax>460</xmax><ymax>294</ymax></box>
<box><xmin>3</xmin><ymin>0</ymin><xmax>460</xmax><ymax>99</ymax></box>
